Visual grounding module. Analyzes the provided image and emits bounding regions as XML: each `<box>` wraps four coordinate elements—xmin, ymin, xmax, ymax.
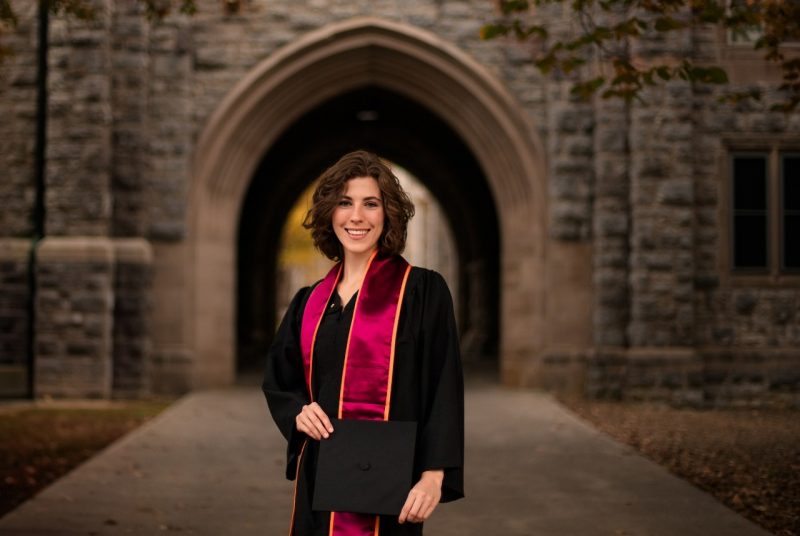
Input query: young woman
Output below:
<box><xmin>262</xmin><ymin>150</ymin><xmax>464</xmax><ymax>536</ymax></box>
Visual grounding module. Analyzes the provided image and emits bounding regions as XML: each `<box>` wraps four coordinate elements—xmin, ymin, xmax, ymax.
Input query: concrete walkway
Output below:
<box><xmin>0</xmin><ymin>383</ymin><xmax>771</xmax><ymax>536</ymax></box>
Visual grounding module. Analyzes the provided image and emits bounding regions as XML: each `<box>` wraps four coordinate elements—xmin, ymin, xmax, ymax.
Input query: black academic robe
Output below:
<box><xmin>262</xmin><ymin>266</ymin><xmax>465</xmax><ymax>536</ymax></box>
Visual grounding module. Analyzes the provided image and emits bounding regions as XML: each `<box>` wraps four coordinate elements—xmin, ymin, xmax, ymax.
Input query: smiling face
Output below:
<box><xmin>332</xmin><ymin>176</ymin><xmax>385</xmax><ymax>258</ymax></box>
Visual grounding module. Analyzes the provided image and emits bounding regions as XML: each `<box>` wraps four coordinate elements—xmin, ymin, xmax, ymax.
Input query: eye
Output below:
<box><xmin>365</xmin><ymin>201</ymin><xmax>380</xmax><ymax>208</ymax></box>
<box><xmin>338</xmin><ymin>199</ymin><xmax>351</xmax><ymax>206</ymax></box>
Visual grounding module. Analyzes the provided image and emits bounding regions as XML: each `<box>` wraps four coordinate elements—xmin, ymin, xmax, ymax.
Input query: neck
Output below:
<box><xmin>341</xmin><ymin>247</ymin><xmax>377</xmax><ymax>285</ymax></box>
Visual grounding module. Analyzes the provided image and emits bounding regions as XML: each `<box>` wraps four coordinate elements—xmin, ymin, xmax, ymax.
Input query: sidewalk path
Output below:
<box><xmin>0</xmin><ymin>384</ymin><xmax>771</xmax><ymax>535</ymax></box>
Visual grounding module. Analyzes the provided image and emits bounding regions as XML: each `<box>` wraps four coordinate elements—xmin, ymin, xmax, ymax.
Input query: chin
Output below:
<box><xmin>345</xmin><ymin>242</ymin><xmax>378</xmax><ymax>255</ymax></box>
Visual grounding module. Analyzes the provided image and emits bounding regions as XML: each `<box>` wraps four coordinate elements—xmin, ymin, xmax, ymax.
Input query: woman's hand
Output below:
<box><xmin>295</xmin><ymin>402</ymin><xmax>334</xmax><ymax>440</ymax></box>
<box><xmin>398</xmin><ymin>469</ymin><xmax>443</xmax><ymax>524</ymax></box>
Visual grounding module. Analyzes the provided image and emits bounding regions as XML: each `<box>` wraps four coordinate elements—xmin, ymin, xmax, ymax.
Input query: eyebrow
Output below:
<box><xmin>340</xmin><ymin>195</ymin><xmax>382</xmax><ymax>202</ymax></box>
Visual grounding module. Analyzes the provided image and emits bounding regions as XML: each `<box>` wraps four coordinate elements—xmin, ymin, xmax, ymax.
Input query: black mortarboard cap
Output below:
<box><xmin>313</xmin><ymin>418</ymin><xmax>417</xmax><ymax>516</ymax></box>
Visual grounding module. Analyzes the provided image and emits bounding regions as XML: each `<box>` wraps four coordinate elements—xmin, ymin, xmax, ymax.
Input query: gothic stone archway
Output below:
<box><xmin>236</xmin><ymin>86</ymin><xmax>501</xmax><ymax>374</ymax></box>
<box><xmin>187</xmin><ymin>17</ymin><xmax>547</xmax><ymax>388</ymax></box>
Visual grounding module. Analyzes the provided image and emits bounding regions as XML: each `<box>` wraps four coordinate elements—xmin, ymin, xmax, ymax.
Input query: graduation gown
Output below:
<box><xmin>262</xmin><ymin>266</ymin><xmax>465</xmax><ymax>536</ymax></box>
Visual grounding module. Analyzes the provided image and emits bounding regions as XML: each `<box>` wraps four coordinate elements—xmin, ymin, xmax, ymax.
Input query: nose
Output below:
<box><xmin>350</xmin><ymin>204</ymin><xmax>363</xmax><ymax>222</ymax></box>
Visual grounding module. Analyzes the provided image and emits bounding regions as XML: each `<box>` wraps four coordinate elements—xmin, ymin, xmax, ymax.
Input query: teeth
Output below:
<box><xmin>346</xmin><ymin>229</ymin><xmax>368</xmax><ymax>236</ymax></box>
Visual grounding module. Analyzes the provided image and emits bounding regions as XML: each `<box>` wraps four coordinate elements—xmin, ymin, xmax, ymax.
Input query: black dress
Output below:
<box><xmin>262</xmin><ymin>266</ymin><xmax>465</xmax><ymax>536</ymax></box>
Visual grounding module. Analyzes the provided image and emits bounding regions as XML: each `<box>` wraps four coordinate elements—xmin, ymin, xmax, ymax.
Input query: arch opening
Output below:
<box><xmin>187</xmin><ymin>17</ymin><xmax>545</xmax><ymax>388</ymax></box>
<box><xmin>236</xmin><ymin>87</ymin><xmax>501</xmax><ymax>375</ymax></box>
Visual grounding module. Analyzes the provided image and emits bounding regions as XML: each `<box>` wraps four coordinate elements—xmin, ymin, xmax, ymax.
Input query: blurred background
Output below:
<box><xmin>0</xmin><ymin>1</ymin><xmax>798</xmax><ymax>533</ymax></box>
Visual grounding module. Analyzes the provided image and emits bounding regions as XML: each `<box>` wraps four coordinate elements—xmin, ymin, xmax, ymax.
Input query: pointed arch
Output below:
<box><xmin>186</xmin><ymin>17</ymin><xmax>547</xmax><ymax>386</ymax></box>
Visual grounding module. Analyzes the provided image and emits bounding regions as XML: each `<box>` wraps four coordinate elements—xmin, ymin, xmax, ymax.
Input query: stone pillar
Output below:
<box><xmin>536</xmin><ymin>4</ymin><xmax>596</xmax><ymax>392</ymax></box>
<box><xmin>0</xmin><ymin>240</ymin><xmax>33</xmax><ymax>397</ymax></box>
<box><xmin>625</xmin><ymin>18</ymin><xmax>702</xmax><ymax>403</ymax></box>
<box><xmin>111</xmin><ymin>2</ymin><xmax>150</xmax><ymax>236</ymax></box>
<box><xmin>587</xmin><ymin>97</ymin><xmax>631</xmax><ymax>398</ymax></box>
<box><xmin>547</xmin><ymin>96</ymin><xmax>595</xmax><ymax>242</ymax></box>
<box><xmin>35</xmin><ymin>238</ymin><xmax>114</xmax><ymax>398</ymax></box>
<box><xmin>112</xmin><ymin>239</ymin><xmax>153</xmax><ymax>398</ymax></box>
<box><xmin>0</xmin><ymin>2</ymin><xmax>38</xmax><ymax>238</ymax></box>
<box><xmin>592</xmin><ymin>100</ymin><xmax>631</xmax><ymax>347</ymax></box>
<box><xmin>459</xmin><ymin>259</ymin><xmax>487</xmax><ymax>362</ymax></box>
<box><xmin>146</xmin><ymin>13</ymin><xmax>192</xmax><ymax>241</ymax></box>
<box><xmin>629</xmin><ymin>83</ymin><xmax>696</xmax><ymax>348</ymax></box>
<box><xmin>47</xmin><ymin>0</ymin><xmax>113</xmax><ymax>236</ymax></box>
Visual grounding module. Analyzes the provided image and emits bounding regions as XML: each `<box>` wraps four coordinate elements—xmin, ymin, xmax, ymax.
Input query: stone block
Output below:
<box><xmin>112</xmin><ymin>238</ymin><xmax>153</xmax><ymax>398</ymax></box>
<box><xmin>34</xmin><ymin>237</ymin><xmax>114</xmax><ymax>399</ymax></box>
<box><xmin>734</xmin><ymin>291</ymin><xmax>757</xmax><ymax>315</ymax></box>
<box><xmin>663</xmin><ymin>122</ymin><xmax>692</xmax><ymax>142</ymax></box>
<box><xmin>710</xmin><ymin>326</ymin><xmax>734</xmax><ymax>345</ymax></box>
<box><xmin>556</xmin><ymin>108</ymin><xmax>594</xmax><ymax>134</ymax></box>
<box><xmin>657</xmin><ymin>179</ymin><xmax>693</xmax><ymax>206</ymax></box>
<box><xmin>772</xmin><ymin>297</ymin><xmax>795</xmax><ymax>324</ymax></box>
<box><xmin>596</xmin><ymin>247</ymin><xmax>627</xmax><ymax>269</ymax></box>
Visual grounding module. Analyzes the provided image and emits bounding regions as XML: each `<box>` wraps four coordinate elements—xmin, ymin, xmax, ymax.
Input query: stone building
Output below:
<box><xmin>0</xmin><ymin>0</ymin><xmax>798</xmax><ymax>405</ymax></box>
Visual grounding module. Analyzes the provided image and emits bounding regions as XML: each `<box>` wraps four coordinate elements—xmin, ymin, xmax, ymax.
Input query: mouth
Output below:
<box><xmin>345</xmin><ymin>228</ymin><xmax>370</xmax><ymax>239</ymax></box>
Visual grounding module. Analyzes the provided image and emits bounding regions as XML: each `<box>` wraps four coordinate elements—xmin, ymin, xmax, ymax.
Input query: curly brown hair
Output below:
<box><xmin>303</xmin><ymin>150</ymin><xmax>415</xmax><ymax>262</ymax></box>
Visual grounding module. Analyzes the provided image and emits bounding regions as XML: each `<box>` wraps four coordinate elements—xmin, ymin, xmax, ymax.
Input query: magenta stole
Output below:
<box><xmin>293</xmin><ymin>249</ymin><xmax>412</xmax><ymax>536</ymax></box>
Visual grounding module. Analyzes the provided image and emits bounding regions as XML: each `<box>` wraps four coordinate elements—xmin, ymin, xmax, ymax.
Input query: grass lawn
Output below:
<box><xmin>556</xmin><ymin>395</ymin><xmax>800</xmax><ymax>536</ymax></box>
<box><xmin>0</xmin><ymin>399</ymin><xmax>174</xmax><ymax>518</ymax></box>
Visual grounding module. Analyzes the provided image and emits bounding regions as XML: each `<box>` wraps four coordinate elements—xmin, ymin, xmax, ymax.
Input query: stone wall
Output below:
<box><xmin>592</xmin><ymin>96</ymin><xmax>630</xmax><ymax>349</ymax></box>
<box><xmin>690</xmin><ymin>23</ymin><xmax>800</xmax><ymax>407</ymax></box>
<box><xmin>112</xmin><ymin>240</ymin><xmax>152</xmax><ymax>397</ymax></box>
<box><xmin>111</xmin><ymin>2</ymin><xmax>150</xmax><ymax>237</ymax></box>
<box><xmin>0</xmin><ymin>240</ymin><xmax>31</xmax><ymax>397</ymax></box>
<box><xmin>0</xmin><ymin>2</ymin><xmax>38</xmax><ymax>238</ymax></box>
<box><xmin>0</xmin><ymin>0</ymin><xmax>797</xmax><ymax>404</ymax></box>
<box><xmin>0</xmin><ymin>4</ymin><xmax>37</xmax><ymax>397</ymax></box>
<box><xmin>146</xmin><ymin>13</ymin><xmax>191</xmax><ymax>241</ymax></box>
<box><xmin>35</xmin><ymin>238</ymin><xmax>114</xmax><ymax>398</ymax></box>
<box><xmin>0</xmin><ymin>3</ymin><xmax>39</xmax><ymax>397</ymax></box>
<box><xmin>32</xmin><ymin>237</ymin><xmax>153</xmax><ymax>399</ymax></box>
<box><xmin>585</xmin><ymin>17</ymin><xmax>800</xmax><ymax>407</ymax></box>
<box><xmin>46</xmin><ymin>0</ymin><xmax>113</xmax><ymax>236</ymax></box>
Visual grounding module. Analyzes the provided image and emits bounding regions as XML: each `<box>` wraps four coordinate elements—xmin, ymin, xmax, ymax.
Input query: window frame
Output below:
<box><xmin>779</xmin><ymin>152</ymin><xmax>800</xmax><ymax>274</ymax></box>
<box><xmin>721</xmin><ymin>138</ymin><xmax>800</xmax><ymax>287</ymax></box>
<box><xmin>729</xmin><ymin>151</ymin><xmax>770</xmax><ymax>274</ymax></box>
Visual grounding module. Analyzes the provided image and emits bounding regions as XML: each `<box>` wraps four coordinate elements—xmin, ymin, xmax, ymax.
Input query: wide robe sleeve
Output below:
<box><xmin>261</xmin><ymin>284</ymin><xmax>314</xmax><ymax>480</ymax></box>
<box><xmin>416</xmin><ymin>270</ymin><xmax>465</xmax><ymax>503</ymax></box>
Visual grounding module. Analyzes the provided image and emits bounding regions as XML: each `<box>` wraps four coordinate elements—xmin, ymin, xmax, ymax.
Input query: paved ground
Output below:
<box><xmin>0</xmin><ymin>379</ymin><xmax>772</xmax><ymax>535</ymax></box>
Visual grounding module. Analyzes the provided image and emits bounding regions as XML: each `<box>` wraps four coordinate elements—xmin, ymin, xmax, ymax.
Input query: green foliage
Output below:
<box><xmin>653</xmin><ymin>15</ymin><xmax>687</xmax><ymax>31</ymax></box>
<box><xmin>500</xmin><ymin>0</ymin><xmax>532</xmax><ymax>15</ymax></box>
<box><xmin>481</xmin><ymin>0</ymin><xmax>800</xmax><ymax>111</ymax></box>
<box><xmin>1</xmin><ymin>0</ymin><xmax>796</xmax><ymax>111</ymax></box>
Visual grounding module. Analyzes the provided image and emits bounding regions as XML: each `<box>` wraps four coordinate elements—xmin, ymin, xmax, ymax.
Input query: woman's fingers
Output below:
<box><xmin>398</xmin><ymin>493</ymin><xmax>418</xmax><ymax>524</ymax></box>
<box><xmin>294</xmin><ymin>411</ymin><xmax>316</xmax><ymax>439</ymax></box>
<box><xmin>308</xmin><ymin>403</ymin><xmax>334</xmax><ymax>434</ymax></box>
<box><xmin>304</xmin><ymin>406</ymin><xmax>329</xmax><ymax>439</ymax></box>
<box><xmin>296</xmin><ymin>407</ymin><xmax>320</xmax><ymax>439</ymax></box>
<box><xmin>399</xmin><ymin>473</ymin><xmax>442</xmax><ymax>524</ymax></box>
<box><xmin>296</xmin><ymin>414</ymin><xmax>320</xmax><ymax>439</ymax></box>
<box><xmin>295</xmin><ymin>403</ymin><xmax>334</xmax><ymax>440</ymax></box>
<box><xmin>420</xmin><ymin>500</ymin><xmax>436</xmax><ymax>521</ymax></box>
<box><xmin>407</xmin><ymin>494</ymin><xmax>425</xmax><ymax>523</ymax></box>
<box><xmin>399</xmin><ymin>490</ymin><xmax>434</xmax><ymax>523</ymax></box>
